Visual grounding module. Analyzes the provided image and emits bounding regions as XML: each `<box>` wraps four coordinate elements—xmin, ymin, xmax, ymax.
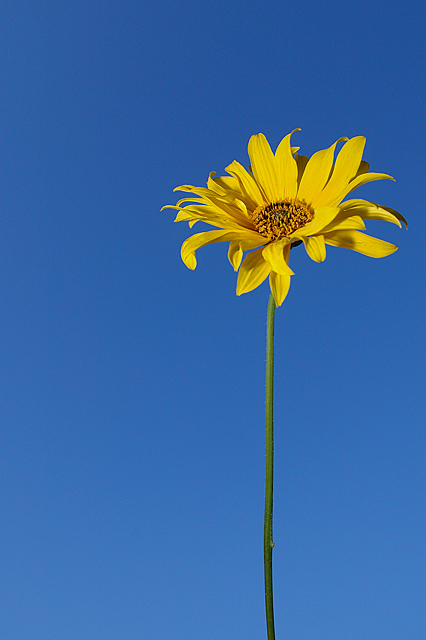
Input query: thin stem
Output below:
<box><xmin>264</xmin><ymin>292</ymin><xmax>276</xmax><ymax>640</ymax></box>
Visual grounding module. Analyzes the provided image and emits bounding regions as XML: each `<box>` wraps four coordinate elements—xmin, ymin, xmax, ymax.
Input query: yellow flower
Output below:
<box><xmin>163</xmin><ymin>130</ymin><xmax>407</xmax><ymax>306</ymax></box>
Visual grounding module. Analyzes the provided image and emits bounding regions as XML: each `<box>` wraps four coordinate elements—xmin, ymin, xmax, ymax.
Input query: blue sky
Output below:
<box><xmin>1</xmin><ymin>1</ymin><xmax>425</xmax><ymax>639</ymax></box>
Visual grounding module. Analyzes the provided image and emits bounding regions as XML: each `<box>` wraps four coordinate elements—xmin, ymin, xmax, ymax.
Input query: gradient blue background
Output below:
<box><xmin>1</xmin><ymin>1</ymin><xmax>425</xmax><ymax>638</ymax></box>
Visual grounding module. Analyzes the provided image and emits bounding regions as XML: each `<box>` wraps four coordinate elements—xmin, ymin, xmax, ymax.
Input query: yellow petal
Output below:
<box><xmin>339</xmin><ymin>199</ymin><xmax>408</xmax><ymax>228</ymax></box>
<box><xmin>228</xmin><ymin>241</ymin><xmax>243</xmax><ymax>270</ymax></box>
<box><xmin>227</xmin><ymin>227</ymin><xmax>270</xmax><ymax>271</ymax></box>
<box><xmin>334</xmin><ymin>172</ymin><xmax>394</xmax><ymax>205</ymax></box>
<box><xmin>236</xmin><ymin>247</ymin><xmax>271</xmax><ymax>295</ymax></box>
<box><xmin>237</xmin><ymin>233</ymin><xmax>269</xmax><ymax>251</ymax></box>
<box><xmin>290</xmin><ymin>206</ymin><xmax>340</xmax><ymax>238</ymax></box>
<box><xmin>207</xmin><ymin>172</ymin><xmax>242</xmax><ymax>196</ymax></box>
<box><xmin>173</xmin><ymin>209</ymin><xmax>196</xmax><ymax>222</ymax></box>
<box><xmin>248</xmin><ymin>134</ymin><xmax>278</xmax><ymax>202</ymax></box>
<box><xmin>262</xmin><ymin>239</ymin><xmax>294</xmax><ymax>275</ymax></box>
<box><xmin>313</xmin><ymin>136</ymin><xmax>366</xmax><ymax>207</ymax></box>
<box><xmin>269</xmin><ymin>270</ymin><xmax>291</xmax><ymax>306</ymax></box>
<box><xmin>297</xmin><ymin>137</ymin><xmax>348</xmax><ymax>206</ymax></box>
<box><xmin>304</xmin><ymin>235</ymin><xmax>326</xmax><ymax>262</ymax></box>
<box><xmin>225</xmin><ymin>160</ymin><xmax>264</xmax><ymax>207</ymax></box>
<box><xmin>174</xmin><ymin>185</ymin><xmax>254</xmax><ymax>228</ymax></box>
<box><xmin>173</xmin><ymin>204</ymin><xmax>245</xmax><ymax>229</ymax></box>
<box><xmin>320</xmin><ymin>211</ymin><xmax>366</xmax><ymax>233</ymax></box>
<box><xmin>323</xmin><ymin>229</ymin><xmax>398</xmax><ymax>257</ymax></box>
<box><xmin>173</xmin><ymin>184</ymin><xmax>212</xmax><ymax>200</ymax></box>
<box><xmin>181</xmin><ymin>229</ymin><xmax>263</xmax><ymax>270</ymax></box>
<box><xmin>175</xmin><ymin>197</ymin><xmax>203</xmax><ymax>207</ymax></box>
<box><xmin>293</xmin><ymin>153</ymin><xmax>309</xmax><ymax>187</ymax></box>
<box><xmin>356</xmin><ymin>160</ymin><xmax>370</xmax><ymax>176</ymax></box>
<box><xmin>274</xmin><ymin>129</ymin><xmax>300</xmax><ymax>199</ymax></box>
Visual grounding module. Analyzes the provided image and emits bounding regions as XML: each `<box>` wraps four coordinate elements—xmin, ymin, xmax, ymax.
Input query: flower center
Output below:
<box><xmin>251</xmin><ymin>199</ymin><xmax>314</xmax><ymax>240</ymax></box>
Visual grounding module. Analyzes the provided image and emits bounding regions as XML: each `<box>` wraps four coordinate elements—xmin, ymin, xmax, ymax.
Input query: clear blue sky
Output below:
<box><xmin>1</xmin><ymin>1</ymin><xmax>425</xmax><ymax>639</ymax></box>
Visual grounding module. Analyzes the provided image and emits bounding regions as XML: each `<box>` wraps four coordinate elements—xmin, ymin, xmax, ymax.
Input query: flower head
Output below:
<box><xmin>163</xmin><ymin>130</ymin><xmax>406</xmax><ymax>306</ymax></box>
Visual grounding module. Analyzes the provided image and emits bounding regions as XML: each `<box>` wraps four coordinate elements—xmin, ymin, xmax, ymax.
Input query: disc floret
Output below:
<box><xmin>251</xmin><ymin>199</ymin><xmax>314</xmax><ymax>241</ymax></box>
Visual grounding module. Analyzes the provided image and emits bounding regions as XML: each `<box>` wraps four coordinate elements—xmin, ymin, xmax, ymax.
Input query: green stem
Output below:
<box><xmin>264</xmin><ymin>292</ymin><xmax>276</xmax><ymax>640</ymax></box>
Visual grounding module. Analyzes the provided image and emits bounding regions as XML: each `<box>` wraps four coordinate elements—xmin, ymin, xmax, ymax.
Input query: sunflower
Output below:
<box><xmin>163</xmin><ymin>130</ymin><xmax>406</xmax><ymax>305</ymax></box>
